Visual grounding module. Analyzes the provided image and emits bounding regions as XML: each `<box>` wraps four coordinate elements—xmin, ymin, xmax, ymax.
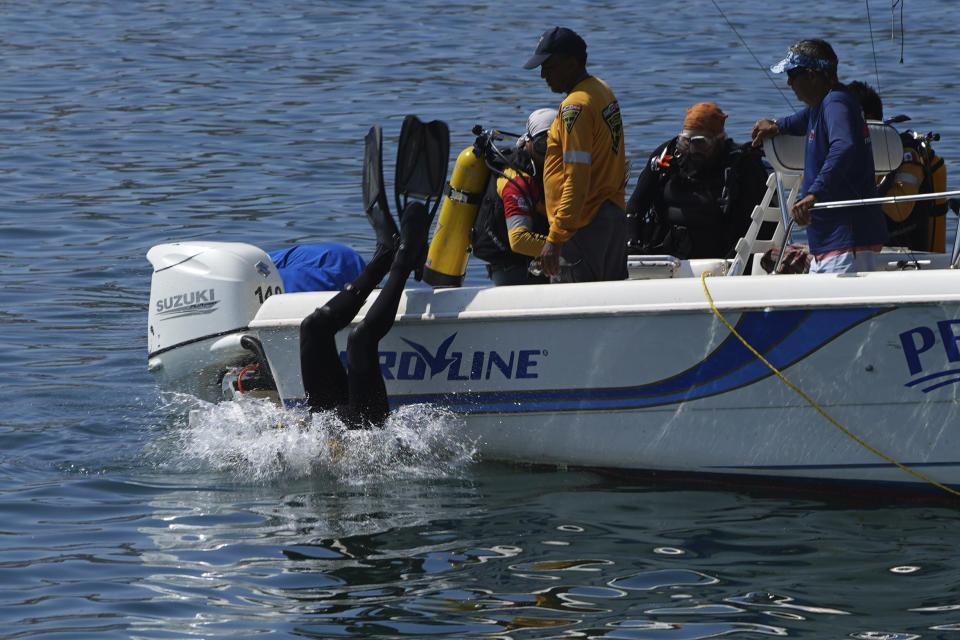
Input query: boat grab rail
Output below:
<box><xmin>811</xmin><ymin>189</ymin><xmax>960</xmax><ymax>210</ymax></box>
<box><xmin>812</xmin><ymin>191</ymin><xmax>960</xmax><ymax>270</ymax></box>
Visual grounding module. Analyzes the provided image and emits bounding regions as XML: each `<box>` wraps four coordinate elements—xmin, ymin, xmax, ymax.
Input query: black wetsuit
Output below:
<box><xmin>299</xmin><ymin>203</ymin><xmax>427</xmax><ymax>428</ymax></box>
<box><xmin>626</xmin><ymin>138</ymin><xmax>768</xmax><ymax>259</ymax></box>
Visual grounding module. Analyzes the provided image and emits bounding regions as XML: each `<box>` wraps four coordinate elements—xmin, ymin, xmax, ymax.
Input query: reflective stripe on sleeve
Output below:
<box><xmin>506</xmin><ymin>214</ymin><xmax>534</xmax><ymax>230</ymax></box>
<box><xmin>563</xmin><ymin>149</ymin><xmax>592</xmax><ymax>164</ymax></box>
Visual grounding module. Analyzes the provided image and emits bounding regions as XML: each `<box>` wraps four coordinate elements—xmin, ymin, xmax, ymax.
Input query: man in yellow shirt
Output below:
<box><xmin>523</xmin><ymin>26</ymin><xmax>627</xmax><ymax>282</ymax></box>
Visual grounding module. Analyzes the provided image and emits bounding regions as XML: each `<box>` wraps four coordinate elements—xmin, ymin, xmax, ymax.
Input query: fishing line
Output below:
<box><xmin>892</xmin><ymin>0</ymin><xmax>904</xmax><ymax>63</ymax></box>
<box><xmin>862</xmin><ymin>1</ymin><xmax>893</xmax><ymax>204</ymax></box>
<box><xmin>865</xmin><ymin>0</ymin><xmax>882</xmax><ymax>93</ymax></box>
<box><xmin>710</xmin><ymin>0</ymin><xmax>794</xmax><ymax>111</ymax></box>
<box><xmin>699</xmin><ymin>271</ymin><xmax>960</xmax><ymax>498</ymax></box>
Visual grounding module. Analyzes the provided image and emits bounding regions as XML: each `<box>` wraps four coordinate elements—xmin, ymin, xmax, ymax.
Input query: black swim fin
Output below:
<box><xmin>395</xmin><ymin>115</ymin><xmax>449</xmax><ymax>222</ymax></box>
<box><xmin>362</xmin><ymin>125</ymin><xmax>399</xmax><ymax>250</ymax></box>
<box><xmin>394</xmin><ymin>115</ymin><xmax>450</xmax><ymax>280</ymax></box>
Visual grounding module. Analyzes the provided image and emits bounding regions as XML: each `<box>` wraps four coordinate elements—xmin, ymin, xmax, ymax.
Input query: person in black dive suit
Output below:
<box><xmin>298</xmin><ymin>202</ymin><xmax>430</xmax><ymax>429</ymax></box>
<box><xmin>626</xmin><ymin>102</ymin><xmax>768</xmax><ymax>259</ymax></box>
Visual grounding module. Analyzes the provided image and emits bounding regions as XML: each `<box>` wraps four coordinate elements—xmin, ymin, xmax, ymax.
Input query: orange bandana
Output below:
<box><xmin>683</xmin><ymin>102</ymin><xmax>727</xmax><ymax>135</ymax></box>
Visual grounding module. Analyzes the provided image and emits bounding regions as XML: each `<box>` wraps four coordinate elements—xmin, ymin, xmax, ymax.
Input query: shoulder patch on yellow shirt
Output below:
<box><xmin>560</xmin><ymin>104</ymin><xmax>582</xmax><ymax>133</ymax></box>
<box><xmin>602</xmin><ymin>101</ymin><xmax>623</xmax><ymax>154</ymax></box>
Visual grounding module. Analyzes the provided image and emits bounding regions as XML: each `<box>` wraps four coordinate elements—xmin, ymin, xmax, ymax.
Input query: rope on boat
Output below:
<box><xmin>699</xmin><ymin>271</ymin><xmax>960</xmax><ymax>497</ymax></box>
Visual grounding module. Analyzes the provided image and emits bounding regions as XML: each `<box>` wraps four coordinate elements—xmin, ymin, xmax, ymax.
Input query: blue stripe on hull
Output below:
<box><xmin>389</xmin><ymin>307</ymin><xmax>887</xmax><ymax>413</ymax></box>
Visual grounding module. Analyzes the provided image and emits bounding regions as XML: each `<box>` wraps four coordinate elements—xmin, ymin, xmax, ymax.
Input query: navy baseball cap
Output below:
<box><xmin>523</xmin><ymin>27</ymin><xmax>587</xmax><ymax>69</ymax></box>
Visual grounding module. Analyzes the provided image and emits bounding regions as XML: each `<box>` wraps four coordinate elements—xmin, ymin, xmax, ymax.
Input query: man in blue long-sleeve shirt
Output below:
<box><xmin>752</xmin><ymin>39</ymin><xmax>887</xmax><ymax>273</ymax></box>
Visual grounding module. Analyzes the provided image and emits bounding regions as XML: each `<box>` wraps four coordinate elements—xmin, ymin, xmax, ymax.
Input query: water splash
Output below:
<box><xmin>152</xmin><ymin>394</ymin><xmax>477</xmax><ymax>483</ymax></box>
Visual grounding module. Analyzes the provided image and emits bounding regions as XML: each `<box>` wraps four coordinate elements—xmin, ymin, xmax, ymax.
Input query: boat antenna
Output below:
<box><xmin>710</xmin><ymin>0</ymin><xmax>794</xmax><ymax>111</ymax></box>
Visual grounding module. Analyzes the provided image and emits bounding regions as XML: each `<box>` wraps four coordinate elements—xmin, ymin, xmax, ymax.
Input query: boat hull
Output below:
<box><xmin>241</xmin><ymin>272</ymin><xmax>960</xmax><ymax>489</ymax></box>
<box><xmin>147</xmin><ymin>247</ymin><xmax>960</xmax><ymax>489</ymax></box>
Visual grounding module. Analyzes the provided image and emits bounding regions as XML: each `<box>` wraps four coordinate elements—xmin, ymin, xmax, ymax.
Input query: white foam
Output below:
<box><xmin>152</xmin><ymin>394</ymin><xmax>477</xmax><ymax>483</ymax></box>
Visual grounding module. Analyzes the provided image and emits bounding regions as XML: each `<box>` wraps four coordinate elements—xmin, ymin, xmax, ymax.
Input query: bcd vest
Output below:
<box><xmin>880</xmin><ymin>130</ymin><xmax>947</xmax><ymax>252</ymax></box>
<box><xmin>469</xmin><ymin>148</ymin><xmax>547</xmax><ymax>266</ymax></box>
<box><xmin>641</xmin><ymin>141</ymin><xmax>754</xmax><ymax>259</ymax></box>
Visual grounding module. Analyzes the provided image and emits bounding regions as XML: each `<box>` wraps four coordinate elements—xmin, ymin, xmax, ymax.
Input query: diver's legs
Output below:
<box><xmin>344</xmin><ymin>202</ymin><xmax>430</xmax><ymax>427</ymax></box>
<box><xmin>299</xmin><ymin>244</ymin><xmax>395</xmax><ymax>412</ymax></box>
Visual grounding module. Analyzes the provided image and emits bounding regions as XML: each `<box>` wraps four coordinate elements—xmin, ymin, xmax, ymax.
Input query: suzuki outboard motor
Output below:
<box><xmin>146</xmin><ymin>241</ymin><xmax>284</xmax><ymax>401</ymax></box>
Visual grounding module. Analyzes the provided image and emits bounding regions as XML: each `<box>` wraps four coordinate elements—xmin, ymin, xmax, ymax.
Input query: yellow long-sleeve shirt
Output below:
<box><xmin>542</xmin><ymin>75</ymin><xmax>626</xmax><ymax>245</ymax></box>
<box><xmin>497</xmin><ymin>169</ymin><xmax>547</xmax><ymax>257</ymax></box>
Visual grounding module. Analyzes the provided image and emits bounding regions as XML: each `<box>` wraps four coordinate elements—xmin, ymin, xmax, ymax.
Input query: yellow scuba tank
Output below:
<box><xmin>923</xmin><ymin>140</ymin><xmax>947</xmax><ymax>253</ymax></box>
<box><xmin>422</xmin><ymin>144</ymin><xmax>490</xmax><ymax>287</ymax></box>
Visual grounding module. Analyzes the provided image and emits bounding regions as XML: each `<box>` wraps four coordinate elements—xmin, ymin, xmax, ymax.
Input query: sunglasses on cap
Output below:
<box><xmin>676</xmin><ymin>133</ymin><xmax>721</xmax><ymax>153</ymax></box>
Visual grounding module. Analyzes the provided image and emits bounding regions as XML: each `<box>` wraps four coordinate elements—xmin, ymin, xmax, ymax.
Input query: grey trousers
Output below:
<box><xmin>555</xmin><ymin>199</ymin><xmax>628</xmax><ymax>283</ymax></box>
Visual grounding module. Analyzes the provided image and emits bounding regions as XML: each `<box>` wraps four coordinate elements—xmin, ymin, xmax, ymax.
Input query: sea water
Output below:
<box><xmin>3</xmin><ymin>0</ymin><xmax>960</xmax><ymax>637</ymax></box>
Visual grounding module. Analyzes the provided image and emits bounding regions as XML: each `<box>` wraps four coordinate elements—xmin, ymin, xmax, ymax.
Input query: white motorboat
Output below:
<box><xmin>146</xmin><ymin>121</ymin><xmax>960</xmax><ymax>492</ymax></box>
